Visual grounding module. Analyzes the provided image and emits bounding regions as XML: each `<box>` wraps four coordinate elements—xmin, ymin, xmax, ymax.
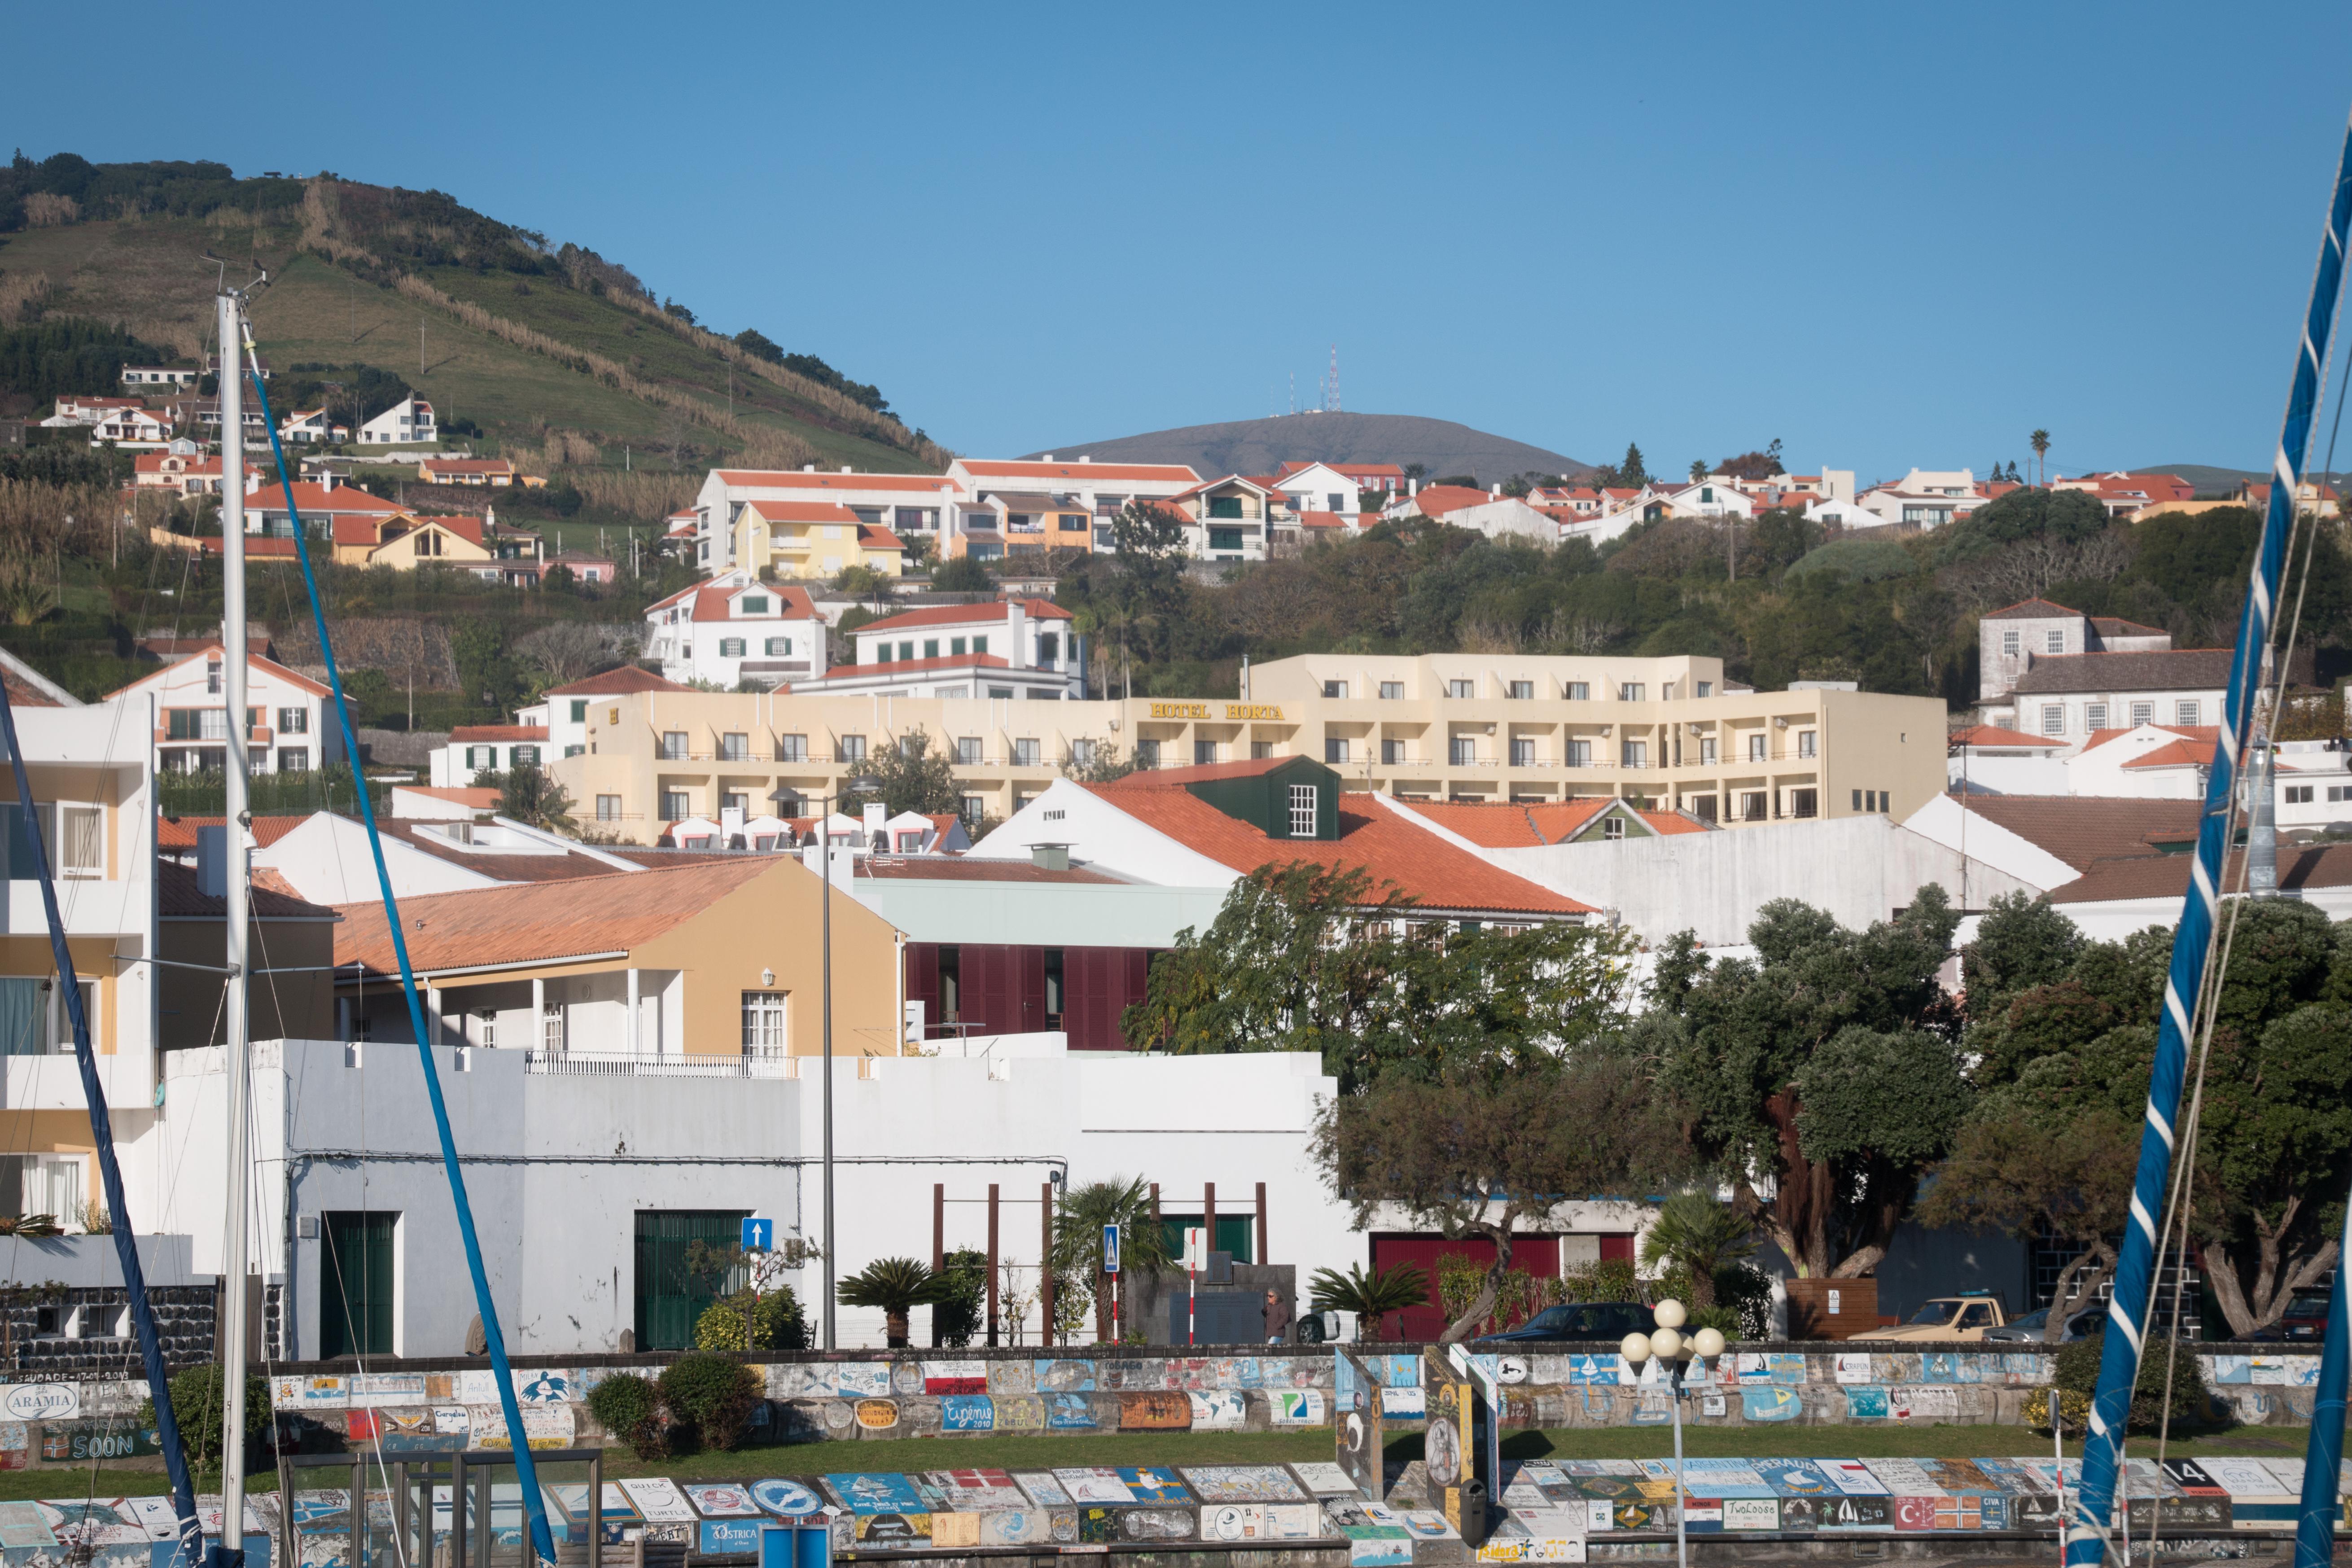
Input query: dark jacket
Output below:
<box><xmin>1263</xmin><ymin>1295</ymin><xmax>1294</xmax><ymax>1340</ymax></box>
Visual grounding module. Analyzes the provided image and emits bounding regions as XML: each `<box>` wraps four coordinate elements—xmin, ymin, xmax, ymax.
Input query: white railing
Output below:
<box><xmin>523</xmin><ymin>1050</ymin><xmax>798</xmax><ymax>1079</ymax></box>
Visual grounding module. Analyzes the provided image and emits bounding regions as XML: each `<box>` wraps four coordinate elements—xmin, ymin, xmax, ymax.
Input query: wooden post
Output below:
<box><xmin>1040</xmin><ymin>1182</ymin><xmax>1056</xmax><ymax>1349</ymax></box>
<box><xmin>1204</xmin><ymin>1182</ymin><xmax>1217</xmax><ymax>1266</ymax></box>
<box><xmin>986</xmin><ymin>1183</ymin><xmax>1000</xmax><ymax>1347</ymax></box>
<box><xmin>1255</xmin><ymin>1181</ymin><xmax>1267</xmax><ymax>1266</ymax></box>
<box><xmin>932</xmin><ymin>1183</ymin><xmax>945</xmax><ymax>1348</ymax></box>
<box><xmin>1149</xmin><ymin>1182</ymin><xmax>1160</xmax><ymax>1228</ymax></box>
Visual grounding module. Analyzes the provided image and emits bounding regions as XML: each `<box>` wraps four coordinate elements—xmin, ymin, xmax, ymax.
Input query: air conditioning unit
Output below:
<box><xmin>1774</xmin><ymin>717</ymin><xmax>1790</xmax><ymax>729</ymax></box>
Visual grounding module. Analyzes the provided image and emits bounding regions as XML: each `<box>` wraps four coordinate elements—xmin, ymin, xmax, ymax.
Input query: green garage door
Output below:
<box><xmin>320</xmin><ymin>1210</ymin><xmax>396</xmax><ymax>1359</ymax></box>
<box><xmin>634</xmin><ymin>1210</ymin><xmax>748</xmax><ymax>1350</ymax></box>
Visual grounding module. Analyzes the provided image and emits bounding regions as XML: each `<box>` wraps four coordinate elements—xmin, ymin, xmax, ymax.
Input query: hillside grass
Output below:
<box><xmin>0</xmin><ymin>215</ymin><xmax>929</xmax><ymax>478</ymax></box>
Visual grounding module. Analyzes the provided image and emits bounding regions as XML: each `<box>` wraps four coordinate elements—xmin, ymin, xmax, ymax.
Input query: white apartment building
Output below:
<box><xmin>357</xmin><ymin>395</ymin><xmax>435</xmax><ymax>446</ymax></box>
<box><xmin>796</xmin><ymin>597</ymin><xmax>1084</xmax><ymax>701</ymax></box>
<box><xmin>1270</xmin><ymin>462</ymin><xmax>1370</xmax><ymax>518</ymax></box>
<box><xmin>1854</xmin><ymin>469</ymin><xmax>1987</xmax><ymax>528</ymax></box>
<box><xmin>104</xmin><ymin>643</ymin><xmax>338</xmax><ymax>776</ymax></box>
<box><xmin>692</xmin><ymin>467</ymin><xmax>960</xmax><ymax>570</ymax></box>
<box><xmin>547</xmin><ymin>652</ymin><xmax>1948</xmax><ymax>839</ymax></box>
<box><xmin>948</xmin><ymin>456</ymin><xmax>1204</xmax><ymax>554</ymax></box>
<box><xmin>643</xmin><ymin>570</ymin><xmax>828</xmax><ymax>689</ymax></box>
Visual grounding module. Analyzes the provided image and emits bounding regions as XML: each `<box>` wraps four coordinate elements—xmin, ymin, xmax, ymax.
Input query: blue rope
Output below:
<box><xmin>2067</xmin><ymin>104</ymin><xmax>2352</xmax><ymax>1567</ymax></box>
<box><xmin>235</xmin><ymin>325</ymin><xmax>556</xmax><ymax>1565</ymax></box>
<box><xmin>0</xmin><ymin>701</ymin><xmax>203</xmax><ymax>1563</ymax></box>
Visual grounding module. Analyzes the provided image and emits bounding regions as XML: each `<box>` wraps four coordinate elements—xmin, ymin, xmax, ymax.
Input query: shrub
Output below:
<box><xmin>585</xmin><ymin>1371</ymin><xmax>667</xmax><ymax>1460</ymax></box>
<box><xmin>692</xmin><ymin>1288</ymin><xmax>808</xmax><ymax>1352</ymax></box>
<box><xmin>139</xmin><ymin>1363</ymin><xmax>270</xmax><ymax>1469</ymax></box>
<box><xmin>657</xmin><ymin>1352</ymin><xmax>760</xmax><ymax>1452</ymax></box>
<box><xmin>933</xmin><ymin>1248</ymin><xmax>988</xmax><ymax>1348</ymax></box>
<box><xmin>2050</xmin><ymin>1336</ymin><xmax>2212</xmax><ymax>1435</ymax></box>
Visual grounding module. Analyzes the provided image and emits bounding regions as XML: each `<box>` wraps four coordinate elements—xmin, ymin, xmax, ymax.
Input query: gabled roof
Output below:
<box><xmin>860</xmin><ymin>524</ymin><xmax>907</xmax><ymax>551</ymax></box>
<box><xmin>1394</xmin><ymin>797</ymin><xmax>1705</xmax><ymax>846</ymax></box>
<box><xmin>449</xmin><ymin>725</ymin><xmax>548</xmax><ymax>744</ymax></box>
<box><xmin>105</xmin><ymin>642</ymin><xmax>331</xmax><ymax>699</ymax></box>
<box><xmin>2121</xmin><ymin>737</ymin><xmax>2217</xmax><ymax>770</ymax></box>
<box><xmin>157</xmin><ymin>856</ymin><xmax>338</xmax><ymax>920</ymax></box>
<box><xmin>1407</xmin><ymin>485</ymin><xmax>1501</xmax><ymax>516</ymax></box>
<box><xmin>2052</xmin><ymin>843</ymin><xmax>2352</xmax><ymax>904</ymax></box>
<box><xmin>334</xmin><ymin>859</ymin><xmax>780</xmax><ymax>976</ymax></box>
<box><xmin>857</xmin><ymin>597</ymin><xmax>1071</xmax><ymax>635</ymax></box>
<box><xmin>244</xmin><ymin>482</ymin><xmax>403</xmax><ymax>516</ymax></box>
<box><xmin>2075</xmin><ymin>723</ymin><xmax>2218</xmax><ymax>758</ymax></box>
<box><xmin>742</xmin><ymin>499</ymin><xmax>860</xmax><ymax>525</ymax></box>
<box><xmin>1088</xmin><ymin>771</ymin><xmax>1591</xmax><ymax>916</ymax></box>
<box><xmin>155</xmin><ymin>814</ymin><xmax>312</xmax><ymax>851</ymax></box>
<box><xmin>545</xmin><ymin>666</ymin><xmax>691</xmax><ymax>697</ymax></box>
<box><xmin>714</xmin><ymin>469</ymin><xmax>957</xmax><ymax>494</ymax></box>
<box><xmin>1944</xmin><ymin>794</ymin><xmax>2203</xmax><ymax>873</ymax></box>
<box><xmin>2010</xmin><ymin>648</ymin><xmax>2260</xmax><ymax>695</ymax></box>
<box><xmin>960</xmin><ymin>459</ymin><xmax>1201</xmax><ymax>483</ymax></box>
<box><xmin>1984</xmin><ymin>597</ymin><xmax>2085</xmax><ymax>621</ymax></box>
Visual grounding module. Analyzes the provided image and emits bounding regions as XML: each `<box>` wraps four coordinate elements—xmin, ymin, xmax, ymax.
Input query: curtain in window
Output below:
<box><xmin>0</xmin><ymin>978</ymin><xmax>44</xmax><ymax>1056</ymax></box>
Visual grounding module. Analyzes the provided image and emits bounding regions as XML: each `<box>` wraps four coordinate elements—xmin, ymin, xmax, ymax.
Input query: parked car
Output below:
<box><xmin>1855</xmin><ymin>1292</ymin><xmax>2010</xmax><ymax>1340</ymax></box>
<box><xmin>2247</xmin><ymin>1292</ymin><xmax>2330</xmax><ymax>1341</ymax></box>
<box><xmin>1982</xmin><ymin>1305</ymin><xmax>2105</xmax><ymax>1344</ymax></box>
<box><xmin>1476</xmin><ymin>1302</ymin><xmax>1653</xmax><ymax>1343</ymax></box>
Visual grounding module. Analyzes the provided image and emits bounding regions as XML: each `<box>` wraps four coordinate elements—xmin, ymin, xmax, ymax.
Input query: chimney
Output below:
<box><xmin>197</xmin><ymin>825</ymin><xmax>226</xmax><ymax>898</ymax></box>
<box><xmin>1410</xmin><ymin>477</ymin><xmax>1419</xmax><ymax>497</ymax></box>
<box><xmin>1077</xmin><ymin>455</ymin><xmax>1091</xmax><ymax>464</ymax></box>
<box><xmin>1490</xmin><ymin>483</ymin><xmax>1501</xmax><ymax>498</ymax></box>
<box><xmin>1031</xmin><ymin>842</ymin><xmax>1070</xmax><ymax>872</ymax></box>
<box><xmin>1040</xmin><ymin>454</ymin><xmax>1054</xmax><ymax>462</ymax></box>
<box><xmin>841</xmin><ymin>465</ymin><xmax>853</xmax><ymax>474</ymax></box>
<box><xmin>803</xmin><ymin>464</ymin><xmax>817</xmax><ymax>473</ymax></box>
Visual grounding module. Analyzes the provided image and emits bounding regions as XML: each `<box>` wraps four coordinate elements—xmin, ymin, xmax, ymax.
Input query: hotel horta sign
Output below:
<box><xmin>1146</xmin><ymin>703</ymin><xmax>1285</xmax><ymax>721</ymax></box>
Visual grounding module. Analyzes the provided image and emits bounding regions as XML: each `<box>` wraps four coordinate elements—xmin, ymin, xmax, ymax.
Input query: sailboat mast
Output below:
<box><xmin>214</xmin><ymin>290</ymin><xmax>253</xmax><ymax>1561</ymax></box>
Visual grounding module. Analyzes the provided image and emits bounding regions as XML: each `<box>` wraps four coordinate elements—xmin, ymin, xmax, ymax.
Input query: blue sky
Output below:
<box><xmin>16</xmin><ymin>2</ymin><xmax>2352</xmax><ymax>481</ymax></box>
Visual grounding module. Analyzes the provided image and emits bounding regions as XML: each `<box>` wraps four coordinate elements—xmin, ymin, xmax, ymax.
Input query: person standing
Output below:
<box><xmin>1263</xmin><ymin>1288</ymin><xmax>1293</xmax><ymax>1345</ymax></box>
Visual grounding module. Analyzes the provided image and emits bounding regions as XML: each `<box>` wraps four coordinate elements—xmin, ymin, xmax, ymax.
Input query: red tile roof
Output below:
<box><xmin>742</xmin><ymin>500</ymin><xmax>861</xmax><ymax>525</ymax></box>
<box><xmin>2121</xmin><ymin>737</ymin><xmax>2217</xmax><ymax>770</ymax></box>
<box><xmin>1983</xmin><ymin>597</ymin><xmax>2085</xmax><ymax>620</ymax></box>
<box><xmin>1294</xmin><ymin>510</ymin><xmax>1351</xmax><ymax>529</ymax></box>
<box><xmin>105</xmin><ymin>642</ymin><xmax>331</xmax><ymax>699</ymax></box>
<box><xmin>157</xmin><ymin>856</ymin><xmax>338</xmax><ymax>920</ymax></box>
<box><xmin>715</xmin><ymin>469</ymin><xmax>957</xmax><ymax>494</ymax></box>
<box><xmin>449</xmin><ymin>725</ymin><xmax>548</xmax><ymax>744</ymax></box>
<box><xmin>1406</xmin><ymin>485</ymin><xmax>1496</xmax><ymax>517</ymax></box>
<box><xmin>545</xmin><ymin>666</ymin><xmax>691</xmax><ymax>697</ymax></box>
<box><xmin>858</xmin><ymin>597</ymin><xmax>1071</xmax><ymax>635</ymax></box>
<box><xmin>859</xmin><ymin>524</ymin><xmax>907</xmax><ymax>551</ymax></box>
<box><xmin>419</xmin><ymin>458</ymin><xmax>515</xmax><ymax>476</ymax></box>
<box><xmin>245</xmin><ymin>482</ymin><xmax>403</xmax><ymax>516</ymax></box>
<box><xmin>334</xmin><ymin>859</ymin><xmax>780</xmax><ymax>976</ymax></box>
<box><xmin>964</xmin><ymin>459</ymin><xmax>1201</xmax><ymax>483</ymax></box>
<box><xmin>2076</xmin><ymin>724</ymin><xmax>2218</xmax><ymax>757</ymax></box>
<box><xmin>1090</xmin><ymin>774</ymin><xmax>1591</xmax><ymax>916</ymax></box>
<box><xmin>155</xmin><ymin>814</ymin><xmax>313</xmax><ymax>851</ymax></box>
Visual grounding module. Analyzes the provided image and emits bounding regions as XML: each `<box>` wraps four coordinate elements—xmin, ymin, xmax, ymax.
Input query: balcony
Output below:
<box><xmin>524</xmin><ymin>1050</ymin><xmax>798</xmax><ymax>1079</ymax></box>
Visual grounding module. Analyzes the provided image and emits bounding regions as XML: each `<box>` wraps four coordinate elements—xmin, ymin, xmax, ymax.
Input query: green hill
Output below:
<box><xmin>0</xmin><ymin>154</ymin><xmax>946</xmax><ymax>514</ymax></box>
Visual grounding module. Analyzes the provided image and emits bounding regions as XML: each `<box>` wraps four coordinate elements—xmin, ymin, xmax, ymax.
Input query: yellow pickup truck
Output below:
<box><xmin>1856</xmin><ymin>1294</ymin><xmax>2009</xmax><ymax>1341</ymax></box>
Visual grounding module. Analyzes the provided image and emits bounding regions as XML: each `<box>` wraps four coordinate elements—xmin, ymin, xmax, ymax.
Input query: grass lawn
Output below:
<box><xmin>0</xmin><ymin>1424</ymin><xmax>2316</xmax><ymax>1502</ymax></box>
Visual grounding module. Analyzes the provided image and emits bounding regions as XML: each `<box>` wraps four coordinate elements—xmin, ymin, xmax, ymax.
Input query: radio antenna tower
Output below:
<box><xmin>1325</xmin><ymin>345</ymin><xmax>1340</xmax><ymax>413</ymax></box>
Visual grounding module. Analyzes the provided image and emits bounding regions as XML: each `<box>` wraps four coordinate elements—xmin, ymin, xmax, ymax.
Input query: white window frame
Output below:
<box><xmin>1288</xmin><ymin>784</ymin><xmax>1318</xmax><ymax>837</ymax></box>
<box><xmin>2042</xmin><ymin>706</ymin><xmax>2065</xmax><ymax>736</ymax></box>
<box><xmin>742</xmin><ymin>990</ymin><xmax>788</xmax><ymax>1055</ymax></box>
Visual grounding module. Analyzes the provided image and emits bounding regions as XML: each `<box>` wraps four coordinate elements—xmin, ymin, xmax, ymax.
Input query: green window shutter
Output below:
<box><xmin>633</xmin><ymin>1210</ymin><xmax>749</xmax><ymax>1350</ymax></box>
<box><xmin>320</xmin><ymin>1211</ymin><xmax>397</xmax><ymax>1358</ymax></box>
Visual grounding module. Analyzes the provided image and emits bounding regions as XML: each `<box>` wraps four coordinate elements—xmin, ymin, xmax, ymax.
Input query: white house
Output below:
<box><xmin>89</xmin><ymin>407</ymin><xmax>174</xmax><ymax>448</ymax></box>
<box><xmin>692</xmin><ymin>466</ymin><xmax>964</xmax><ymax>570</ymax></box>
<box><xmin>120</xmin><ymin>365</ymin><xmax>200</xmax><ymax>390</ymax></box>
<box><xmin>357</xmin><ymin>395</ymin><xmax>435</xmax><ymax>447</ymax></box>
<box><xmin>2059</xmin><ymin>724</ymin><xmax>2214</xmax><ymax>800</ymax></box>
<box><xmin>102</xmin><ymin>643</ymin><xmax>337</xmax><ymax>775</ymax></box>
<box><xmin>1854</xmin><ymin>469</ymin><xmax>1988</xmax><ymax>528</ymax></box>
<box><xmin>1385</xmin><ymin>483</ymin><xmax>1559</xmax><ymax>543</ymax></box>
<box><xmin>642</xmin><ymin>570</ymin><xmax>827</xmax><ymax>689</ymax></box>
<box><xmin>44</xmin><ymin>395</ymin><xmax>143</xmax><ymax>426</ymax></box>
<box><xmin>792</xmin><ymin>597</ymin><xmax>1082</xmax><ymax>701</ymax></box>
<box><xmin>277</xmin><ymin>408</ymin><xmax>343</xmax><ymax>444</ymax></box>
<box><xmin>2278</xmin><ymin>741</ymin><xmax>2352</xmax><ymax>833</ymax></box>
<box><xmin>947</xmin><ymin>455</ymin><xmax>1204</xmax><ymax>553</ymax></box>
<box><xmin>1269</xmin><ymin>462</ymin><xmax>1370</xmax><ymax>518</ymax></box>
<box><xmin>1946</xmin><ymin>724</ymin><xmax>2071</xmax><ymax>794</ymax></box>
<box><xmin>431</xmin><ymin>726</ymin><xmax>547</xmax><ymax>786</ymax></box>
<box><xmin>512</xmin><ymin>665</ymin><xmax>693</xmax><ymax>760</ymax></box>
<box><xmin>1978</xmin><ymin>597</ymin><xmax>2175</xmax><ymax>709</ymax></box>
<box><xmin>1999</xmin><ymin>648</ymin><xmax>2249</xmax><ymax>739</ymax></box>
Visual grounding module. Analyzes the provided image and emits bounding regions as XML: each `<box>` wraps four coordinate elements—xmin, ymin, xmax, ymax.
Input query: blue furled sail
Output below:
<box><xmin>2067</xmin><ymin>106</ymin><xmax>2352</xmax><ymax>1567</ymax></box>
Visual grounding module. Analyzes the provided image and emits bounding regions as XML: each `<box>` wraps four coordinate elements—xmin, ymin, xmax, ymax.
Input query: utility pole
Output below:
<box><xmin>419</xmin><ymin>319</ymin><xmax>426</xmax><ymax>380</ymax></box>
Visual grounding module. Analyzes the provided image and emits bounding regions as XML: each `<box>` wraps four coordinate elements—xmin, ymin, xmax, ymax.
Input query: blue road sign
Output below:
<box><xmin>742</xmin><ymin>1217</ymin><xmax>774</xmax><ymax>1252</ymax></box>
<box><xmin>1103</xmin><ymin>1222</ymin><xmax>1121</xmax><ymax>1275</ymax></box>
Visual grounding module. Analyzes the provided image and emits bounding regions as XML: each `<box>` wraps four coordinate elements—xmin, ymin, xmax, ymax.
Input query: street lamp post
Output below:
<box><xmin>785</xmin><ymin>777</ymin><xmax>879</xmax><ymax>1351</ymax></box>
<box><xmin>1619</xmin><ymin>1300</ymin><xmax>1726</xmax><ymax>1568</ymax></box>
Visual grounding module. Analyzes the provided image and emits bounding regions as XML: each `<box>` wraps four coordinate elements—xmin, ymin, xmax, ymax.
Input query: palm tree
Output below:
<box><xmin>1638</xmin><ymin>1192</ymin><xmax>1757</xmax><ymax>1309</ymax></box>
<box><xmin>2029</xmin><ymin>429</ymin><xmax>2051</xmax><ymax>487</ymax></box>
<box><xmin>1309</xmin><ymin>1261</ymin><xmax>1431</xmax><ymax>1342</ymax></box>
<box><xmin>498</xmin><ymin>762</ymin><xmax>576</xmax><ymax>832</ymax></box>
<box><xmin>1689</xmin><ymin>459</ymin><xmax>1708</xmax><ymax>483</ymax></box>
<box><xmin>1048</xmin><ymin>1176</ymin><xmax>1171</xmax><ymax>1343</ymax></box>
<box><xmin>836</xmin><ymin>1256</ymin><xmax>951</xmax><ymax>1347</ymax></box>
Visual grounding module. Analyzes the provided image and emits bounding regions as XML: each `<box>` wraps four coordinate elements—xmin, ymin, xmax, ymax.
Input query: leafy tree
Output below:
<box><xmin>493</xmin><ymin>762</ymin><xmax>575</xmax><ymax>832</ymax></box>
<box><xmin>656</xmin><ymin>1352</ymin><xmax>760</xmax><ymax>1450</ymax></box>
<box><xmin>1316</xmin><ymin>1060</ymin><xmax>1692</xmax><ymax>1340</ymax></box>
<box><xmin>1915</xmin><ymin>1105</ymin><xmax>2137</xmax><ymax>1341</ymax></box>
<box><xmin>1655</xmin><ymin>890</ymin><xmax>1969</xmax><ymax>1278</ymax></box>
<box><xmin>450</xmin><ymin>618</ymin><xmax>519</xmax><ymax>712</ymax></box>
<box><xmin>1959</xmin><ymin>891</ymin><xmax>2085</xmax><ymax>1028</ymax></box>
<box><xmin>932</xmin><ymin>1246</ymin><xmax>988</xmax><ymax>1347</ymax></box>
<box><xmin>863</xmin><ymin>727</ymin><xmax>961</xmax><ymax>818</ymax></box>
<box><xmin>1616</xmin><ymin>442</ymin><xmax>1649</xmax><ymax>487</ymax></box>
<box><xmin>139</xmin><ymin>1363</ymin><xmax>269</xmax><ymax>1471</ymax></box>
<box><xmin>1637</xmin><ymin>1192</ymin><xmax>1757</xmax><ymax>1308</ymax></box>
<box><xmin>1060</xmin><ymin>739</ymin><xmax>1135</xmax><ymax>784</ymax></box>
<box><xmin>584</xmin><ymin>1371</ymin><xmax>666</xmax><ymax>1459</ymax></box>
<box><xmin>837</xmin><ymin>1256</ymin><xmax>952</xmax><ymax>1346</ymax></box>
<box><xmin>1969</xmin><ymin>901</ymin><xmax>2352</xmax><ymax>1335</ymax></box>
<box><xmin>1715</xmin><ymin>441</ymin><xmax>1783</xmax><ymax>482</ymax></box>
<box><xmin>1939</xmin><ymin>483</ymin><xmax>2110</xmax><ymax>564</ymax></box>
<box><xmin>1048</xmin><ymin>1177</ymin><xmax>1171</xmax><ymax>1341</ymax></box>
<box><xmin>0</xmin><ymin>319</ymin><xmax>171</xmax><ymax>402</ymax></box>
<box><xmin>733</xmin><ymin>328</ymin><xmax>785</xmax><ymax>364</ymax></box>
<box><xmin>1308</xmin><ymin>1261</ymin><xmax>1430</xmax><ymax>1341</ymax></box>
<box><xmin>1124</xmin><ymin>862</ymin><xmax>1637</xmax><ymax>1091</ymax></box>
<box><xmin>930</xmin><ymin>554</ymin><xmax>993</xmax><ymax>593</ymax></box>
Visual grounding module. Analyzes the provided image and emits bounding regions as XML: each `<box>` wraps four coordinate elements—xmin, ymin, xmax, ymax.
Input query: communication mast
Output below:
<box><xmin>1325</xmin><ymin>345</ymin><xmax>1340</xmax><ymax>412</ymax></box>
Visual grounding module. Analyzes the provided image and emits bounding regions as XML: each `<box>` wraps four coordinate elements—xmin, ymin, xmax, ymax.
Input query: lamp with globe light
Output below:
<box><xmin>1617</xmin><ymin>1299</ymin><xmax>1725</xmax><ymax>1568</ymax></box>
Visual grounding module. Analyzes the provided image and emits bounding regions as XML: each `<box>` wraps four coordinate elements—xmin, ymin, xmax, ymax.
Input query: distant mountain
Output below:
<box><xmin>1024</xmin><ymin>412</ymin><xmax>1589</xmax><ymax>485</ymax></box>
<box><xmin>2130</xmin><ymin>463</ymin><xmax>2352</xmax><ymax>496</ymax></box>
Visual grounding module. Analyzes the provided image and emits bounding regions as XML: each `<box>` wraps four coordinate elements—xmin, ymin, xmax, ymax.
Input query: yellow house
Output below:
<box><xmin>735</xmin><ymin>500</ymin><xmax>906</xmax><ymax>581</ymax></box>
<box><xmin>332</xmin><ymin>512</ymin><xmax>496</xmax><ymax>569</ymax></box>
<box><xmin>333</xmin><ymin>857</ymin><xmax>905</xmax><ymax>1060</ymax></box>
